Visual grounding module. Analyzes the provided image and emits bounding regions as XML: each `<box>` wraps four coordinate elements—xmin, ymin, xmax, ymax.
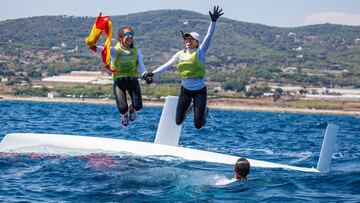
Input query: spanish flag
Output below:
<box><xmin>85</xmin><ymin>12</ymin><xmax>116</xmax><ymax>72</ymax></box>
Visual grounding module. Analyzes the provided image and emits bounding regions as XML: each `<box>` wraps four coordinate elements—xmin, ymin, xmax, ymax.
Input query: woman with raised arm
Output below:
<box><xmin>147</xmin><ymin>6</ymin><xmax>224</xmax><ymax>129</ymax></box>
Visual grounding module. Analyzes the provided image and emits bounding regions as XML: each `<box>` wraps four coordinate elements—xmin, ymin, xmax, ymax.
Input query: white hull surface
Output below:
<box><xmin>0</xmin><ymin>133</ymin><xmax>318</xmax><ymax>172</ymax></box>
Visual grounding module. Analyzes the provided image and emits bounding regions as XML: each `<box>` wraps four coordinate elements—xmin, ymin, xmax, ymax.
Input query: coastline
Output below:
<box><xmin>1</xmin><ymin>94</ymin><xmax>360</xmax><ymax>116</ymax></box>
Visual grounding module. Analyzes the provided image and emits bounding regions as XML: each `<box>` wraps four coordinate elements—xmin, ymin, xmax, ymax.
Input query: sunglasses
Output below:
<box><xmin>122</xmin><ymin>32</ymin><xmax>134</xmax><ymax>37</ymax></box>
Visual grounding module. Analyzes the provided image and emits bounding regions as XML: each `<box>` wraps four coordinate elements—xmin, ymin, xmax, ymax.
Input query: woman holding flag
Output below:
<box><xmin>86</xmin><ymin>13</ymin><xmax>153</xmax><ymax>127</ymax></box>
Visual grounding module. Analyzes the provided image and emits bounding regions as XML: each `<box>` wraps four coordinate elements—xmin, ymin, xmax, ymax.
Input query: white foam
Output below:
<box><xmin>240</xmin><ymin>148</ymin><xmax>274</xmax><ymax>155</ymax></box>
<box><xmin>283</xmin><ymin>151</ymin><xmax>313</xmax><ymax>164</ymax></box>
<box><xmin>332</xmin><ymin>152</ymin><xmax>344</xmax><ymax>159</ymax></box>
<box><xmin>214</xmin><ymin>176</ymin><xmax>236</xmax><ymax>186</ymax></box>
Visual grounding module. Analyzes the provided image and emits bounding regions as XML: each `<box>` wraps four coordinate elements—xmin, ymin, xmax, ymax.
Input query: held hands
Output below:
<box><xmin>143</xmin><ymin>72</ymin><xmax>154</xmax><ymax>84</ymax></box>
<box><xmin>209</xmin><ymin>6</ymin><xmax>224</xmax><ymax>22</ymax></box>
<box><xmin>90</xmin><ymin>46</ymin><xmax>97</xmax><ymax>52</ymax></box>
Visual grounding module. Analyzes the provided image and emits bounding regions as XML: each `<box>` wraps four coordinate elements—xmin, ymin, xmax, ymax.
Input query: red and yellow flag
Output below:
<box><xmin>85</xmin><ymin>12</ymin><xmax>116</xmax><ymax>72</ymax></box>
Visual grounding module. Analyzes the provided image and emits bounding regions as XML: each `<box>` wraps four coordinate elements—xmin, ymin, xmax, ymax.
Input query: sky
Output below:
<box><xmin>1</xmin><ymin>0</ymin><xmax>359</xmax><ymax>27</ymax></box>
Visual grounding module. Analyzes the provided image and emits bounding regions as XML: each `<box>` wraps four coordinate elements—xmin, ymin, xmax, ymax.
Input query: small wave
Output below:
<box><xmin>282</xmin><ymin>151</ymin><xmax>313</xmax><ymax>164</ymax></box>
<box><xmin>241</xmin><ymin>148</ymin><xmax>274</xmax><ymax>155</ymax></box>
<box><xmin>213</xmin><ymin>175</ymin><xmax>236</xmax><ymax>186</ymax></box>
<box><xmin>332</xmin><ymin>152</ymin><xmax>345</xmax><ymax>159</ymax></box>
<box><xmin>149</xmin><ymin>155</ymin><xmax>185</xmax><ymax>163</ymax></box>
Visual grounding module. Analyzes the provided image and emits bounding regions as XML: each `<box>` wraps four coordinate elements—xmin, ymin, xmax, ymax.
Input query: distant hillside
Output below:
<box><xmin>0</xmin><ymin>10</ymin><xmax>359</xmax><ymax>87</ymax></box>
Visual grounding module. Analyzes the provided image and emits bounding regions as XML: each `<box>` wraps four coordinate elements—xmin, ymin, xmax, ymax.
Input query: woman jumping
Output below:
<box><xmin>92</xmin><ymin>27</ymin><xmax>152</xmax><ymax>126</ymax></box>
<box><xmin>147</xmin><ymin>6</ymin><xmax>224</xmax><ymax>129</ymax></box>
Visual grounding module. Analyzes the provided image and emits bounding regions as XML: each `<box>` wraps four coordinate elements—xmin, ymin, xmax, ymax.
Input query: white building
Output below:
<box><xmin>47</xmin><ymin>91</ymin><xmax>61</xmax><ymax>98</ymax></box>
<box><xmin>42</xmin><ymin>71</ymin><xmax>112</xmax><ymax>85</ymax></box>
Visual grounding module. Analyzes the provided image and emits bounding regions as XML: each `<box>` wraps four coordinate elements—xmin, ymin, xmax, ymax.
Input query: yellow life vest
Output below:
<box><xmin>110</xmin><ymin>42</ymin><xmax>139</xmax><ymax>79</ymax></box>
<box><xmin>177</xmin><ymin>50</ymin><xmax>205</xmax><ymax>79</ymax></box>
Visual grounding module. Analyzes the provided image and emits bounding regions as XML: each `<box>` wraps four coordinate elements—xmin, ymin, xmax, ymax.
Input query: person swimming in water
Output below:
<box><xmin>215</xmin><ymin>157</ymin><xmax>250</xmax><ymax>185</ymax></box>
<box><xmin>233</xmin><ymin>158</ymin><xmax>250</xmax><ymax>180</ymax></box>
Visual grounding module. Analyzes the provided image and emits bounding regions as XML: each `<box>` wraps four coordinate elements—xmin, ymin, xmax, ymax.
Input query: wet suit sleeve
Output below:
<box><xmin>93</xmin><ymin>46</ymin><xmax>117</xmax><ymax>60</ymax></box>
<box><xmin>153</xmin><ymin>51</ymin><xmax>181</xmax><ymax>76</ymax></box>
<box><xmin>137</xmin><ymin>49</ymin><xmax>148</xmax><ymax>77</ymax></box>
<box><xmin>198</xmin><ymin>21</ymin><xmax>216</xmax><ymax>63</ymax></box>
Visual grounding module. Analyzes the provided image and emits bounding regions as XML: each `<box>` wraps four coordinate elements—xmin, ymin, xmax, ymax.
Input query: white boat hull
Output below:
<box><xmin>0</xmin><ymin>133</ymin><xmax>319</xmax><ymax>173</ymax></box>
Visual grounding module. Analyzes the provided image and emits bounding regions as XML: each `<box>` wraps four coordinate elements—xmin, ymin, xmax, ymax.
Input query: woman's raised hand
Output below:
<box><xmin>209</xmin><ymin>6</ymin><xmax>224</xmax><ymax>22</ymax></box>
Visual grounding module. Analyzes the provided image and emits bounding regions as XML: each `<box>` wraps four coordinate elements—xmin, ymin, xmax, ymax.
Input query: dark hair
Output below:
<box><xmin>234</xmin><ymin>158</ymin><xmax>250</xmax><ymax>180</ymax></box>
<box><xmin>118</xmin><ymin>26</ymin><xmax>134</xmax><ymax>48</ymax></box>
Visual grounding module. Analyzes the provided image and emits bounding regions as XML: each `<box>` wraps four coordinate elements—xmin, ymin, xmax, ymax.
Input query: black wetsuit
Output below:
<box><xmin>113</xmin><ymin>77</ymin><xmax>143</xmax><ymax>115</ymax></box>
<box><xmin>176</xmin><ymin>86</ymin><xmax>207</xmax><ymax>129</ymax></box>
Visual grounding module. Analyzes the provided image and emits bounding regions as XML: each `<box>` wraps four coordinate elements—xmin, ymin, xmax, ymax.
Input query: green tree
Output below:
<box><xmin>273</xmin><ymin>88</ymin><xmax>283</xmax><ymax>102</ymax></box>
<box><xmin>245</xmin><ymin>86</ymin><xmax>269</xmax><ymax>98</ymax></box>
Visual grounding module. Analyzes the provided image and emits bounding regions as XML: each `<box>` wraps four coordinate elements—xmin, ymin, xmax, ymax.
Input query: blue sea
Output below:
<box><xmin>0</xmin><ymin>100</ymin><xmax>359</xmax><ymax>202</ymax></box>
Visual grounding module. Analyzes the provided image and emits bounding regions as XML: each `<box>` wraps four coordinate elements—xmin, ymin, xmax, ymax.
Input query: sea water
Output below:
<box><xmin>0</xmin><ymin>100</ymin><xmax>359</xmax><ymax>202</ymax></box>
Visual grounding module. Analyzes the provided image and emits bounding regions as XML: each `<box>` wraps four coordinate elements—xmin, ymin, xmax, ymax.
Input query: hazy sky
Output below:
<box><xmin>1</xmin><ymin>0</ymin><xmax>359</xmax><ymax>27</ymax></box>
